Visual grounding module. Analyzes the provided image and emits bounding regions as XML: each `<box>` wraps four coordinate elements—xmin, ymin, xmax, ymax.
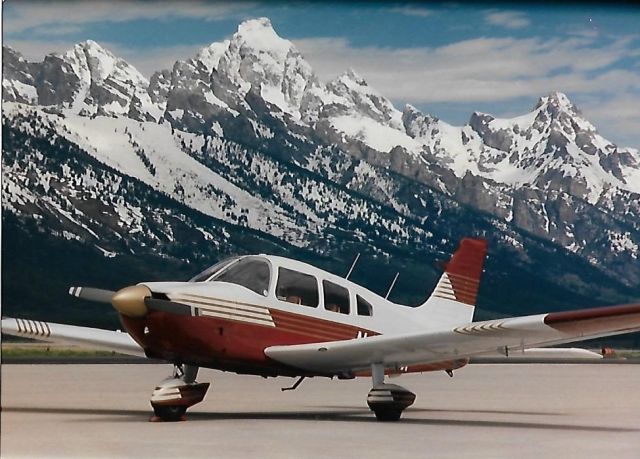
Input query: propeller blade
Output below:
<box><xmin>145</xmin><ymin>298</ymin><xmax>193</xmax><ymax>316</ymax></box>
<box><xmin>69</xmin><ymin>287</ymin><xmax>115</xmax><ymax>304</ymax></box>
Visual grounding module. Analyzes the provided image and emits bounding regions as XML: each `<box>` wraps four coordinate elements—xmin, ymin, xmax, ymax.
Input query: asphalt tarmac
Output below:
<box><xmin>2</xmin><ymin>363</ymin><xmax>639</xmax><ymax>458</ymax></box>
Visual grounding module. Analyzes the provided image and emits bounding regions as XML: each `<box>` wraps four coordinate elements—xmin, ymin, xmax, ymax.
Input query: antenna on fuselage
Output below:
<box><xmin>345</xmin><ymin>253</ymin><xmax>361</xmax><ymax>280</ymax></box>
<box><xmin>384</xmin><ymin>272</ymin><xmax>400</xmax><ymax>300</ymax></box>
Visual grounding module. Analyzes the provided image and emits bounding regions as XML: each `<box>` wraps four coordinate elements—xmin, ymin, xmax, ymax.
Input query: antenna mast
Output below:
<box><xmin>384</xmin><ymin>272</ymin><xmax>400</xmax><ymax>300</ymax></box>
<box><xmin>345</xmin><ymin>253</ymin><xmax>361</xmax><ymax>280</ymax></box>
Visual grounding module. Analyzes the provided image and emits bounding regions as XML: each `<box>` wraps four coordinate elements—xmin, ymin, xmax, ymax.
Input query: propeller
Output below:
<box><xmin>69</xmin><ymin>285</ymin><xmax>192</xmax><ymax>318</ymax></box>
<box><xmin>68</xmin><ymin>287</ymin><xmax>115</xmax><ymax>304</ymax></box>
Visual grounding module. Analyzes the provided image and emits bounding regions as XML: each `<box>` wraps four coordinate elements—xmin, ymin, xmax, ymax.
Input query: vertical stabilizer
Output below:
<box><xmin>415</xmin><ymin>238</ymin><xmax>488</xmax><ymax>327</ymax></box>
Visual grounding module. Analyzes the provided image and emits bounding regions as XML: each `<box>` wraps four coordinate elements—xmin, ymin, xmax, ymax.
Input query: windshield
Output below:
<box><xmin>189</xmin><ymin>257</ymin><xmax>240</xmax><ymax>282</ymax></box>
<box><xmin>210</xmin><ymin>257</ymin><xmax>271</xmax><ymax>296</ymax></box>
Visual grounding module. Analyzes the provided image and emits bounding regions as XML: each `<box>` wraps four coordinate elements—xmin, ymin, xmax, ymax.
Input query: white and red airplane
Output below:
<box><xmin>3</xmin><ymin>238</ymin><xmax>640</xmax><ymax>421</ymax></box>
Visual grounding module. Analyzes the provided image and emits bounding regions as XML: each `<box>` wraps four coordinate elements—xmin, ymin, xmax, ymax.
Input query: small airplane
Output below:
<box><xmin>3</xmin><ymin>238</ymin><xmax>640</xmax><ymax>422</ymax></box>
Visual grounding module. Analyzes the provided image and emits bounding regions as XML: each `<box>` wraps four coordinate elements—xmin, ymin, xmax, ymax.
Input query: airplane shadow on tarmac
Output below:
<box><xmin>5</xmin><ymin>405</ymin><xmax>639</xmax><ymax>433</ymax></box>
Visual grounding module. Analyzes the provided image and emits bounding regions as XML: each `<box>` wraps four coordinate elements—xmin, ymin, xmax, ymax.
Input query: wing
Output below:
<box><xmin>471</xmin><ymin>347</ymin><xmax>603</xmax><ymax>363</ymax></box>
<box><xmin>1</xmin><ymin>317</ymin><xmax>145</xmax><ymax>358</ymax></box>
<box><xmin>265</xmin><ymin>303</ymin><xmax>640</xmax><ymax>374</ymax></box>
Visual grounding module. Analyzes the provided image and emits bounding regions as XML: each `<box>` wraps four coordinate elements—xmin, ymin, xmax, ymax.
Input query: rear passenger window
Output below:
<box><xmin>276</xmin><ymin>268</ymin><xmax>318</xmax><ymax>307</ymax></box>
<box><xmin>323</xmin><ymin>280</ymin><xmax>350</xmax><ymax>314</ymax></box>
<box><xmin>357</xmin><ymin>295</ymin><xmax>373</xmax><ymax>316</ymax></box>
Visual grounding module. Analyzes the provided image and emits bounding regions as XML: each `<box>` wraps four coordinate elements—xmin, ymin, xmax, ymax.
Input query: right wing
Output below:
<box><xmin>1</xmin><ymin>317</ymin><xmax>145</xmax><ymax>358</ymax></box>
<box><xmin>265</xmin><ymin>303</ymin><xmax>640</xmax><ymax>374</ymax></box>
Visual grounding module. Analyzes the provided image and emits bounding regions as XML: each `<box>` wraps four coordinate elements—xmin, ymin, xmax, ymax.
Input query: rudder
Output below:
<box><xmin>415</xmin><ymin>238</ymin><xmax>488</xmax><ymax>327</ymax></box>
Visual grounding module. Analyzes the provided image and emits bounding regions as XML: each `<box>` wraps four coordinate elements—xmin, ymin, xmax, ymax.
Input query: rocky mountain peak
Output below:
<box><xmin>233</xmin><ymin>18</ymin><xmax>293</xmax><ymax>60</ymax></box>
<box><xmin>534</xmin><ymin>91</ymin><xmax>576</xmax><ymax>113</ymax></box>
<box><xmin>2</xmin><ymin>47</ymin><xmax>38</xmax><ymax>103</ymax></box>
<box><xmin>322</xmin><ymin>68</ymin><xmax>403</xmax><ymax>130</ymax></box>
<box><xmin>402</xmin><ymin>104</ymin><xmax>440</xmax><ymax>139</ymax></box>
<box><xmin>200</xmin><ymin>18</ymin><xmax>315</xmax><ymax>118</ymax></box>
<box><xmin>532</xmin><ymin>91</ymin><xmax>597</xmax><ymax>134</ymax></box>
<box><xmin>61</xmin><ymin>40</ymin><xmax>148</xmax><ymax>86</ymax></box>
<box><xmin>340</xmin><ymin>68</ymin><xmax>367</xmax><ymax>86</ymax></box>
<box><xmin>195</xmin><ymin>40</ymin><xmax>230</xmax><ymax>73</ymax></box>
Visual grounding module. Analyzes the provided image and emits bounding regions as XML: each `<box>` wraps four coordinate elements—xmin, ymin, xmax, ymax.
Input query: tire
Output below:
<box><xmin>373</xmin><ymin>408</ymin><xmax>402</xmax><ymax>422</ymax></box>
<box><xmin>153</xmin><ymin>405</ymin><xmax>187</xmax><ymax>422</ymax></box>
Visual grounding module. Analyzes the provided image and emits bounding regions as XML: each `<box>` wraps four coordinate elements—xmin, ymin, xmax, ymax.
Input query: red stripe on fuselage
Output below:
<box><xmin>121</xmin><ymin>308</ymin><xmax>379</xmax><ymax>376</ymax></box>
<box><xmin>269</xmin><ymin>309</ymin><xmax>378</xmax><ymax>342</ymax></box>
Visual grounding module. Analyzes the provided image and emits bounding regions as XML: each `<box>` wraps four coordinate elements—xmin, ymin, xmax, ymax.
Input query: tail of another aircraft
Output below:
<box><xmin>414</xmin><ymin>238</ymin><xmax>488</xmax><ymax>328</ymax></box>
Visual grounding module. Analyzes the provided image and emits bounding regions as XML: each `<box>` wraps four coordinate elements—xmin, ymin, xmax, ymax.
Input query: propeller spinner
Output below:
<box><xmin>69</xmin><ymin>285</ymin><xmax>190</xmax><ymax>317</ymax></box>
<box><xmin>111</xmin><ymin>285</ymin><xmax>151</xmax><ymax>318</ymax></box>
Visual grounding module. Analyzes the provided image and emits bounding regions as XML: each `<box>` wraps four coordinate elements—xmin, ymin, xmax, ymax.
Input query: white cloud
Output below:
<box><xmin>3</xmin><ymin>1</ymin><xmax>254</xmax><ymax>34</ymax></box>
<box><xmin>4</xmin><ymin>12</ymin><xmax>637</xmax><ymax>146</ymax></box>
<box><xmin>389</xmin><ymin>6</ymin><xmax>433</xmax><ymax>18</ymax></box>
<box><xmin>580</xmin><ymin>92</ymin><xmax>640</xmax><ymax>148</ymax></box>
<box><xmin>121</xmin><ymin>44</ymin><xmax>209</xmax><ymax>75</ymax></box>
<box><xmin>484</xmin><ymin>11</ymin><xmax>530</xmax><ymax>30</ymax></box>
<box><xmin>294</xmin><ymin>36</ymin><xmax>637</xmax><ymax>100</ymax></box>
<box><xmin>293</xmin><ymin>34</ymin><xmax>639</xmax><ymax>145</ymax></box>
<box><xmin>3</xmin><ymin>39</ymin><xmax>80</xmax><ymax>62</ymax></box>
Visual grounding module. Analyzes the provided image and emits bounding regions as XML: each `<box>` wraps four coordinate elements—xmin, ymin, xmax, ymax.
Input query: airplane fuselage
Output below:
<box><xmin>121</xmin><ymin>255</ymin><xmax>468</xmax><ymax>377</ymax></box>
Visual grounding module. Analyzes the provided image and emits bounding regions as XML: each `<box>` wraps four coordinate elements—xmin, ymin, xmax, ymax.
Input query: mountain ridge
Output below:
<box><xmin>2</xmin><ymin>18</ymin><xmax>640</xmax><ymax>328</ymax></box>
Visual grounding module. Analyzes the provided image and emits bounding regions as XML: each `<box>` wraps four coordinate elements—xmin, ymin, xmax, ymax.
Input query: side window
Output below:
<box><xmin>357</xmin><ymin>295</ymin><xmax>373</xmax><ymax>317</ymax></box>
<box><xmin>276</xmin><ymin>268</ymin><xmax>318</xmax><ymax>307</ymax></box>
<box><xmin>323</xmin><ymin>280</ymin><xmax>350</xmax><ymax>314</ymax></box>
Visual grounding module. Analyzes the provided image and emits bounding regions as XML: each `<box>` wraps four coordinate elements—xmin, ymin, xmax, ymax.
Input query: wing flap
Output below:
<box><xmin>265</xmin><ymin>303</ymin><xmax>640</xmax><ymax>374</ymax></box>
<box><xmin>1</xmin><ymin>318</ymin><xmax>145</xmax><ymax>358</ymax></box>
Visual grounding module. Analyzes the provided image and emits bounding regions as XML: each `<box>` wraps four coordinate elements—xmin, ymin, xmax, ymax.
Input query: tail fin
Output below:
<box><xmin>415</xmin><ymin>238</ymin><xmax>488</xmax><ymax>327</ymax></box>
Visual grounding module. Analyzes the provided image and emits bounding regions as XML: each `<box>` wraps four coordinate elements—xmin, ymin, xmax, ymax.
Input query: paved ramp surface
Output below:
<box><xmin>2</xmin><ymin>364</ymin><xmax>639</xmax><ymax>458</ymax></box>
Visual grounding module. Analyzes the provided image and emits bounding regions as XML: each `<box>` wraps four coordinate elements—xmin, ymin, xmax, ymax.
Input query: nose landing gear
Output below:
<box><xmin>150</xmin><ymin>364</ymin><xmax>210</xmax><ymax>422</ymax></box>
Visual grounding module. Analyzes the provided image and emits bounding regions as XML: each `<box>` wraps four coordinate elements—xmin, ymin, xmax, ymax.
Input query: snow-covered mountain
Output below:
<box><xmin>404</xmin><ymin>92</ymin><xmax>640</xmax><ymax>203</ymax></box>
<box><xmin>3</xmin><ymin>41</ymin><xmax>162</xmax><ymax>121</ymax></box>
<box><xmin>3</xmin><ymin>18</ymin><xmax>640</xmax><ymax>324</ymax></box>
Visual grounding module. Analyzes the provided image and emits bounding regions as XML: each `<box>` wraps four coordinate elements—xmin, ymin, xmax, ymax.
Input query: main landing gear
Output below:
<box><xmin>366</xmin><ymin>363</ymin><xmax>416</xmax><ymax>422</ymax></box>
<box><xmin>150</xmin><ymin>364</ymin><xmax>210</xmax><ymax>421</ymax></box>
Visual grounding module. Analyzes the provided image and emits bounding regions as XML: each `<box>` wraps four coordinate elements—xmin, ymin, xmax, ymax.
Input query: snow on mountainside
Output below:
<box><xmin>404</xmin><ymin>92</ymin><xmax>640</xmax><ymax>204</ymax></box>
<box><xmin>3</xmin><ymin>41</ymin><xmax>163</xmax><ymax>122</ymax></box>
<box><xmin>3</xmin><ymin>17</ymin><xmax>640</xmax><ymax>304</ymax></box>
<box><xmin>3</xmin><ymin>103</ymin><xmax>288</xmax><ymax>235</ymax></box>
<box><xmin>2</xmin><ymin>101</ymin><xmax>435</xmax><ymax>250</ymax></box>
<box><xmin>155</xmin><ymin>17</ymin><xmax>317</xmax><ymax>134</ymax></box>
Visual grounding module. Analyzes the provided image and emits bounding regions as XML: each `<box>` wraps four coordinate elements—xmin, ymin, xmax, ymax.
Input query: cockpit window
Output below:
<box><xmin>209</xmin><ymin>258</ymin><xmax>270</xmax><ymax>296</ymax></box>
<box><xmin>276</xmin><ymin>268</ymin><xmax>318</xmax><ymax>307</ymax></box>
<box><xmin>323</xmin><ymin>280</ymin><xmax>350</xmax><ymax>314</ymax></box>
<box><xmin>189</xmin><ymin>257</ymin><xmax>240</xmax><ymax>282</ymax></box>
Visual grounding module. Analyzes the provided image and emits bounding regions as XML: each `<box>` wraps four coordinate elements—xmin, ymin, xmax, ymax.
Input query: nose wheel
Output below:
<box><xmin>150</xmin><ymin>364</ymin><xmax>210</xmax><ymax>422</ymax></box>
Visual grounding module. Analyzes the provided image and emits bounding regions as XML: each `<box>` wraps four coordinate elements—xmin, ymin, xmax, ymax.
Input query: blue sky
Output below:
<box><xmin>3</xmin><ymin>1</ymin><xmax>640</xmax><ymax>147</ymax></box>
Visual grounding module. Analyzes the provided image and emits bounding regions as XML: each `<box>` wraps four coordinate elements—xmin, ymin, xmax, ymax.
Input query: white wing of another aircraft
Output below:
<box><xmin>265</xmin><ymin>303</ymin><xmax>640</xmax><ymax>373</ymax></box>
<box><xmin>1</xmin><ymin>318</ymin><xmax>145</xmax><ymax>357</ymax></box>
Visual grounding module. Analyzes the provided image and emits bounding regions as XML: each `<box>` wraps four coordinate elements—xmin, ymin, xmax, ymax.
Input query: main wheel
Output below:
<box><xmin>153</xmin><ymin>405</ymin><xmax>187</xmax><ymax>422</ymax></box>
<box><xmin>373</xmin><ymin>408</ymin><xmax>403</xmax><ymax>422</ymax></box>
